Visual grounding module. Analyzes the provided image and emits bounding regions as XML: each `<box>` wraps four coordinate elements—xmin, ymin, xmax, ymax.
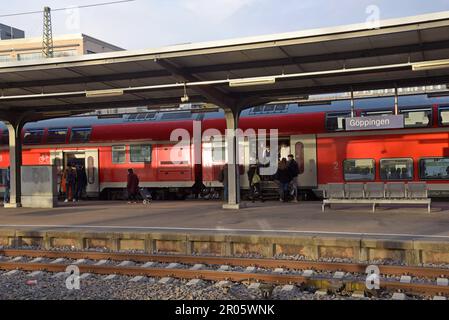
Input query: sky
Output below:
<box><xmin>1</xmin><ymin>0</ymin><xmax>449</xmax><ymax>50</ymax></box>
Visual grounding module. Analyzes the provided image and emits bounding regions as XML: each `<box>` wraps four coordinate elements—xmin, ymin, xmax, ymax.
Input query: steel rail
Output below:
<box><xmin>2</xmin><ymin>249</ymin><xmax>449</xmax><ymax>278</ymax></box>
<box><xmin>1</xmin><ymin>261</ymin><xmax>448</xmax><ymax>297</ymax></box>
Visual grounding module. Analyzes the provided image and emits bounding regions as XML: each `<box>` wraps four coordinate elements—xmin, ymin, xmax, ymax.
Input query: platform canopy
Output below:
<box><xmin>2</xmin><ymin>11</ymin><xmax>449</xmax><ymax>121</ymax></box>
<box><xmin>3</xmin><ymin>11</ymin><xmax>449</xmax><ymax>210</ymax></box>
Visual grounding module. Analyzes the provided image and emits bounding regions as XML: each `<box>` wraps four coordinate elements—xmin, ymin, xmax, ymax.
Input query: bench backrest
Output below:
<box><xmin>385</xmin><ymin>182</ymin><xmax>406</xmax><ymax>198</ymax></box>
<box><xmin>407</xmin><ymin>182</ymin><xmax>428</xmax><ymax>199</ymax></box>
<box><xmin>365</xmin><ymin>183</ymin><xmax>385</xmax><ymax>199</ymax></box>
<box><xmin>327</xmin><ymin>183</ymin><xmax>345</xmax><ymax>199</ymax></box>
<box><xmin>346</xmin><ymin>183</ymin><xmax>365</xmax><ymax>199</ymax></box>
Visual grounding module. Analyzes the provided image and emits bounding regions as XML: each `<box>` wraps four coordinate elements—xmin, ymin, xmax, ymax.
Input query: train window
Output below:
<box><xmin>438</xmin><ymin>107</ymin><xmax>449</xmax><ymax>126</ymax></box>
<box><xmin>400</xmin><ymin>107</ymin><xmax>432</xmax><ymax>128</ymax></box>
<box><xmin>0</xmin><ymin>129</ymin><xmax>8</xmax><ymax>145</ymax></box>
<box><xmin>128</xmin><ymin>114</ymin><xmax>138</xmax><ymax>120</ymax></box>
<box><xmin>275</xmin><ymin>105</ymin><xmax>288</xmax><ymax>112</ymax></box>
<box><xmin>161</xmin><ymin>112</ymin><xmax>191</xmax><ymax>120</ymax></box>
<box><xmin>212</xmin><ymin>141</ymin><xmax>226</xmax><ymax>162</ymax></box>
<box><xmin>112</xmin><ymin>146</ymin><xmax>126</xmax><ymax>164</ymax></box>
<box><xmin>263</xmin><ymin>105</ymin><xmax>276</xmax><ymax>112</ymax></box>
<box><xmin>380</xmin><ymin>158</ymin><xmax>413</xmax><ymax>180</ymax></box>
<box><xmin>326</xmin><ymin>112</ymin><xmax>351</xmax><ymax>132</ymax></box>
<box><xmin>136</xmin><ymin>113</ymin><xmax>147</xmax><ymax>121</ymax></box>
<box><xmin>70</xmin><ymin>128</ymin><xmax>92</xmax><ymax>143</ymax></box>
<box><xmin>419</xmin><ymin>158</ymin><xmax>449</xmax><ymax>180</ymax></box>
<box><xmin>145</xmin><ymin>112</ymin><xmax>157</xmax><ymax>120</ymax></box>
<box><xmin>251</xmin><ymin>106</ymin><xmax>264</xmax><ymax>114</ymax></box>
<box><xmin>361</xmin><ymin>110</ymin><xmax>394</xmax><ymax>117</ymax></box>
<box><xmin>47</xmin><ymin>129</ymin><xmax>67</xmax><ymax>144</ymax></box>
<box><xmin>343</xmin><ymin>159</ymin><xmax>375</xmax><ymax>181</ymax></box>
<box><xmin>23</xmin><ymin>129</ymin><xmax>44</xmax><ymax>145</ymax></box>
<box><xmin>130</xmin><ymin>145</ymin><xmax>152</xmax><ymax>163</ymax></box>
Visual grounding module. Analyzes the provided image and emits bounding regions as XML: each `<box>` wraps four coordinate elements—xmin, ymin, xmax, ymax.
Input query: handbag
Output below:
<box><xmin>252</xmin><ymin>173</ymin><xmax>261</xmax><ymax>185</ymax></box>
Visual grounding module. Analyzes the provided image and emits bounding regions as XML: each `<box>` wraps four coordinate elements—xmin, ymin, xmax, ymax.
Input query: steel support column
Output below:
<box><xmin>4</xmin><ymin>122</ymin><xmax>23</xmax><ymax>208</ymax></box>
<box><xmin>222</xmin><ymin>109</ymin><xmax>241</xmax><ymax>210</ymax></box>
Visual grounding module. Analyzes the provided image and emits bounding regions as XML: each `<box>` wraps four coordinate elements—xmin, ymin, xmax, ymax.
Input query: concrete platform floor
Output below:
<box><xmin>1</xmin><ymin>200</ymin><xmax>449</xmax><ymax>241</ymax></box>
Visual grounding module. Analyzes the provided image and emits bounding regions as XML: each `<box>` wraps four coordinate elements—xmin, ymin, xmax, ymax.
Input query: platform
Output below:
<box><xmin>1</xmin><ymin>200</ymin><xmax>449</xmax><ymax>266</ymax></box>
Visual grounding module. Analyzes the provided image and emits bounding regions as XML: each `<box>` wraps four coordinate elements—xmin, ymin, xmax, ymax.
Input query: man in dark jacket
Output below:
<box><xmin>74</xmin><ymin>165</ymin><xmax>88</xmax><ymax>201</ymax></box>
<box><xmin>219</xmin><ymin>164</ymin><xmax>228</xmax><ymax>201</ymax></box>
<box><xmin>275</xmin><ymin>158</ymin><xmax>292</xmax><ymax>202</ymax></box>
<box><xmin>127</xmin><ymin>169</ymin><xmax>140</xmax><ymax>204</ymax></box>
<box><xmin>287</xmin><ymin>154</ymin><xmax>300</xmax><ymax>203</ymax></box>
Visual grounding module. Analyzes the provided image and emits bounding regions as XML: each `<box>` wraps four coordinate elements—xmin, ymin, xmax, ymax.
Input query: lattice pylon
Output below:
<box><xmin>42</xmin><ymin>6</ymin><xmax>54</xmax><ymax>58</ymax></box>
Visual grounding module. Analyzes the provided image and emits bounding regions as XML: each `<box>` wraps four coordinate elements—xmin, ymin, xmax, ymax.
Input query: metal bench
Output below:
<box><xmin>323</xmin><ymin>182</ymin><xmax>431</xmax><ymax>213</ymax></box>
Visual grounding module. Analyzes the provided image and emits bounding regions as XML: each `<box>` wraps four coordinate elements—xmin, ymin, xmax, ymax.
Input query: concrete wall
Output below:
<box><xmin>21</xmin><ymin>166</ymin><xmax>58</xmax><ymax>208</ymax></box>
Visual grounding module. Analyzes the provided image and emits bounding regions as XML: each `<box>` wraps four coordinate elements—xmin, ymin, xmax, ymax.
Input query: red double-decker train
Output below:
<box><xmin>1</xmin><ymin>94</ymin><xmax>449</xmax><ymax>200</ymax></box>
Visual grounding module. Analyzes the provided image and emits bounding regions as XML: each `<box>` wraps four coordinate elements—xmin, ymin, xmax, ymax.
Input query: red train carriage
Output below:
<box><xmin>1</xmin><ymin>95</ymin><xmax>449</xmax><ymax>199</ymax></box>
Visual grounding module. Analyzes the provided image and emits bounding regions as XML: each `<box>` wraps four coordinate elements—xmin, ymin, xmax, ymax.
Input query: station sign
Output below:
<box><xmin>345</xmin><ymin>115</ymin><xmax>404</xmax><ymax>131</ymax></box>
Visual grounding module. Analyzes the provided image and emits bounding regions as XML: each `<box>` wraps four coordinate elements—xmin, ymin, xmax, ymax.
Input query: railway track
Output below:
<box><xmin>1</xmin><ymin>249</ymin><xmax>448</xmax><ymax>299</ymax></box>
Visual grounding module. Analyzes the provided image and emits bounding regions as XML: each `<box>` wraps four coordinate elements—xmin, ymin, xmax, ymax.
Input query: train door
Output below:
<box><xmin>290</xmin><ymin>135</ymin><xmax>318</xmax><ymax>189</ymax></box>
<box><xmin>84</xmin><ymin>150</ymin><xmax>99</xmax><ymax>197</ymax></box>
<box><xmin>51</xmin><ymin>150</ymin><xmax>100</xmax><ymax>198</ymax></box>
<box><xmin>50</xmin><ymin>150</ymin><xmax>64</xmax><ymax>194</ymax></box>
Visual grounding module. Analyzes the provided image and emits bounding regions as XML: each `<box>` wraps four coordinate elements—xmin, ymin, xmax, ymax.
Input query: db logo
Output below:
<box><xmin>39</xmin><ymin>154</ymin><xmax>50</xmax><ymax>164</ymax></box>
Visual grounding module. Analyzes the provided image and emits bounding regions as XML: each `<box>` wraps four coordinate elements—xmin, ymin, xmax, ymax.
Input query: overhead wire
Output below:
<box><xmin>0</xmin><ymin>0</ymin><xmax>137</xmax><ymax>18</ymax></box>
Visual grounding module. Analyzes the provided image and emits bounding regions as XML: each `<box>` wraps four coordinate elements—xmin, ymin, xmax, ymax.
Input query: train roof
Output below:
<box><xmin>1</xmin><ymin>94</ymin><xmax>449</xmax><ymax>131</ymax></box>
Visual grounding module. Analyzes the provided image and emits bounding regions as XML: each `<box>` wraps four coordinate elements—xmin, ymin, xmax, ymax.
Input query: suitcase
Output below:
<box><xmin>139</xmin><ymin>188</ymin><xmax>152</xmax><ymax>205</ymax></box>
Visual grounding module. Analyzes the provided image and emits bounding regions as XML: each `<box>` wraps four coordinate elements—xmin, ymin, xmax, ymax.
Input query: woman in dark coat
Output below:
<box><xmin>127</xmin><ymin>169</ymin><xmax>140</xmax><ymax>203</ymax></box>
<box><xmin>275</xmin><ymin>158</ymin><xmax>292</xmax><ymax>202</ymax></box>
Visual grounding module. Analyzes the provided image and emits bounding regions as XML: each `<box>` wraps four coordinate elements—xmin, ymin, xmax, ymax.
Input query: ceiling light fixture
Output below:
<box><xmin>86</xmin><ymin>89</ymin><xmax>124</xmax><ymax>98</ymax></box>
<box><xmin>229</xmin><ymin>76</ymin><xmax>276</xmax><ymax>87</ymax></box>
<box><xmin>412</xmin><ymin>59</ymin><xmax>449</xmax><ymax>71</ymax></box>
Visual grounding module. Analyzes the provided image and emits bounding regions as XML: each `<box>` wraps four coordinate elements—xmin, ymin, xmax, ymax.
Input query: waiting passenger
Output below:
<box><xmin>218</xmin><ymin>164</ymin><xmax>228</xmax><ymax>202</ymax></box>
<box><xmin>126</xmin><ymin>169</ymin><xmax>140</xmax><ymax>204</ymax></box>
<box><xmin>287</xmin><ymin>155</ymin><xmax>300</xmax><ymax>203</ymax></box>
<box><xmin>400</xmin><ymin>168</ymin><xmax>409</xmax><ymax>180</ymax></box>
<box><xmin>3</xmin><ymin>167</ymin><xmax>10</xmax><ymax>204</ymax></box>
<box><xmin>64</xmin><ymin>166</ymin><xmax>77</xmax><ymax>203</ymax></box>
<box><xmin>248</xmin><ymin>161</ymin><xmax>264</xmax><ymax>203</ymax></box>
<box><xmin>275</xmin><ymin>158</ymin><xmax>292</xmax><ymax>202</ymax></box>
<box><xmin>74</xmin><ymin>165</ymin><xmax>88</xmax><ymax>201</ymax></box>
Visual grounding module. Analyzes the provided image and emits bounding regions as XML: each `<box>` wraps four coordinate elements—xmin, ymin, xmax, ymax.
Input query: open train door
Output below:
<box><xmin>84</xmin><ymin>149</ymin><xmax>100</xmax><ymax>197</ymax></box>
<box><xmin>290</xmin><ymin>135</ymin><xmax>318</xmax><ymax>189</ymax></box>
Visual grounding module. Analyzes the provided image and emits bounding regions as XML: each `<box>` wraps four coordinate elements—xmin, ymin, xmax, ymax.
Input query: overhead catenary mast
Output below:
<box><xmin>42</xmin><ymin>6</ymin><xmax>54</xmax><ymax>58</ymax></box>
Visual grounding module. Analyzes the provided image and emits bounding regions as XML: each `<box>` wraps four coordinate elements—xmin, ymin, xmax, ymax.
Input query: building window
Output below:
<box><xmin>401</xmin><ymin>107</ymin><xmax>432</xmax><ymax>128</ymax></box>
<box><xmin>0</xmin><ymin>55</ymin><xmax>12</xmax><ymax>63</ymax></box>
<box><xmin>380</xmin><ymin>158</ymin><xmax>413</xmax><ymax>180</ymax></box>
<box><xmin>53</xmin><ymin>50</ymin><xmax>77</xmax><ymax>58</ymax></box>
<box><xmin>17</xmin><ymin>52</ymin><xmax>44</xmax><ymax>61</ymax></box>
<box><xmin>112</xmin><ymin>146</ymin><xmax>126</xmax><ymax>164</ymax></box>
<box><xmin>326</xmin><ymin>112</ymin><xmax>351</xmax><ymax>132</ymax></box>
<box><xmin>344</xmin><ymin>159</ymin><xmax>375</xmax><ymax>181</ymax></box>
<box><xmin>23</xmin><ymin>129</ymin><xmax>44</xmax><ymax>145</ymax></box>
<box><xmin>419</xmin><ymin>158</ymin><xmax>449</xmax><ymax>180</ymax></box>
<box><xmin>70</xmin><ymin>128</ymin><xmax>92</xmax><ymax>143</ymax></box>
<box><xmin>130</xmin><ymin>145</ymin><xmax>152</xmax><ymax>163</ymax></box>
<box><xmin>47</xmin><ymin>128</ymin><xmax>68</xmax><ymax>144</ymax></box>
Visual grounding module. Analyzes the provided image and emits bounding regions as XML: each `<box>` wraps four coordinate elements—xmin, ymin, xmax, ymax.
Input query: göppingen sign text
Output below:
<box><xmin>345</xmin><ymin>115</ymin><xmax>404</xmax><ymax>131</ymax></box>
